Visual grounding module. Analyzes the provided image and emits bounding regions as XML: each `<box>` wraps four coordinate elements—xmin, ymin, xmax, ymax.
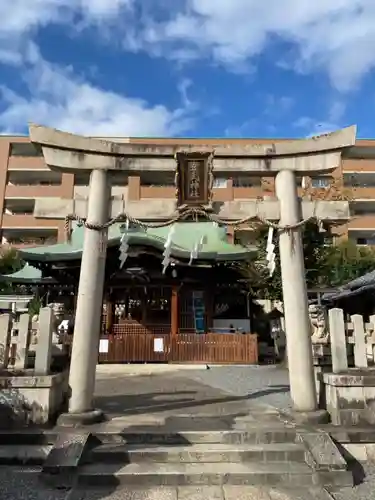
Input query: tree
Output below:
<box><xmin>0</xmin><ymin>247</ymin><xmax>22</xmax><ymax>275</ymax></box>
<box><xmin>238</xmin><ymin>224</ymin><xmax>375</xmax><ymax>299</ymax></box>
<box><xmin>322</xmin><ymin>240</ymin><xmax>375</xmax><ymax>287</ymax></box>
<box><xmin>0</xmin><ymin>247</ymin><xmax>23</xmax><ymax>293</ymax></box>
<box><xmin>241</xmin><ymin>221</ymin><xmax>328</xmax><ymax>300</ymax></box>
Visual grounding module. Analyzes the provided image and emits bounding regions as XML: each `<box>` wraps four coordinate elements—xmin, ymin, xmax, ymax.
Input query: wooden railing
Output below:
<box><xmin>169</xmin><ymin>333</ymin><xmax>258</xmax><ymax>364</ymax></box>
<box><xmin>62</xmin><ymin>321</ymin><xmax>258</xmax><ymax>364</ymax></box>
<box><xmin>112</xmin><ymin>322</ymin><xmax>170</xmax><ymax>336</ymax></box>
<box><xmin>97</xmin><ymin>331</ymin><xmax>258</xmax><ymax>364</ymax></box>
<box><xmin>98</xmin><ymin>333</ymin><xmax>170</xmax><ymax>363</ymax></box>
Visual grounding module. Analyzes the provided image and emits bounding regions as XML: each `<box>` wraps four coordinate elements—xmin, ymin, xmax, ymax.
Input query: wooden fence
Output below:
<box><xmin>97</xmin><ymin>332</ymin><xmax>258</xmax><ymax>364</ymax></box>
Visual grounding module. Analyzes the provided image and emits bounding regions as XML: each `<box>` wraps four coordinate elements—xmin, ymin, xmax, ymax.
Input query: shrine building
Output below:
<box><xmin>1</xmin><ymin>221</ymin><xmax>259</xmax><ymax>364</ymax></box>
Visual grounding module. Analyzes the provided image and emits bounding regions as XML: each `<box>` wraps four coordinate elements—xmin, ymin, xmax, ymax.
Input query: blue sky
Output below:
<box><xmin>1</xmin><ymin>1</ymin><xmax>375</xmax><ymax>138</ymax></box>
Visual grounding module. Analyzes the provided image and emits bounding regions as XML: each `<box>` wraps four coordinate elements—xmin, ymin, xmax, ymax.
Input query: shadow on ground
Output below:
<box><xmin>334</xmin><ymin>440</ymin><xmax>366</xmax><ymax>487</ymax></box>
<box><xmin>94</xmin><ymin>375</ymin><xmax>290</xmax><ymax>418</ymax></box>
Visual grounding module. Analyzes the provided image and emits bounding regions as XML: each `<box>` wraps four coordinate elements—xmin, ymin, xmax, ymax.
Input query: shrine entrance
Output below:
<box><xmin>98</xmin><ymin>229</ymin><xmax>259</xmax><ymax>365</ymax></box>
<box><xmin>27</xmin><ymin>123</ymin><xmax>355</xmax><ymax>424</ymax></box>
<box><xmin>99</xmin><ymin>286</ymin><xmax>258</xmax><ymax>365</ymax></box>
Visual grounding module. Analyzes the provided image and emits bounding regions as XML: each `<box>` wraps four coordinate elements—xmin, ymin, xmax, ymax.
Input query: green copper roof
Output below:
<box><xmin>17</xmin><ymin>222</ymin><xmax>253</xmax><ymax>263</ymax></box>
<box><xmin>0</xmin><ymin>263</ymin><xmax>55</xmax><ymax>283</ymax></box>
<box><xmin>17</xmin><ymin>224</ymin><xmax>122</xmax><ymax>262</ymax></box>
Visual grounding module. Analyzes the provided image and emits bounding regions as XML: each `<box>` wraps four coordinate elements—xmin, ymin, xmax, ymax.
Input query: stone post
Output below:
<box><xmin>370</xmin><ymin>315</ymin><xmax>375</xmax><ymax>364</ymax></box>
<box><xmin>0</xmin><ymin>314</ymin><xmax>12</xmax><ymax>369</ymax></box>
<box><xmin>275</xmin><ymin>170</ymin><xmax>323</xmax><ymax>422</ymax></box>
<box><xmin>329</xmin><ymin>308</ymin><xmax>348</xmax><ymax>373</ymax></box>
<box><xmin>58</xmin><ymin>169</ymin><xmax>111</xmax><ymax>425</ymax></box>
<box><xmin>352</xmin><ymin>314</ymin><xmax>368</xmax><ymax>368</ymax></box>
<box><xmin>14</xmin><ymin>313</ymin><xmax>31</xmax><ymax>371</ymax></box>
<box><xmin>34</xmin><ymin>307</ymin><xmax>54</xmax><ymax>375</ymax></box>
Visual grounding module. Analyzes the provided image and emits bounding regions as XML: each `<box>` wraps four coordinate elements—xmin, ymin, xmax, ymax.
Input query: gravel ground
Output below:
<box><xmin>333</xmin><ymin>464</ymin><xmax>375</xmax><ymax>500</ymax></box>
<box><xmin>0</xmin><ymin>467</ymin><xmax>69</xmax><ymax>500</ymax></box>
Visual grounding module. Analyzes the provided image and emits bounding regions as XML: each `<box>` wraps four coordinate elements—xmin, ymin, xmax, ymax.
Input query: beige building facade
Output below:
<box><xmin>0</xmin><ymin>134</ymin><xmax>374</xmax><ymax>246</ymax></box>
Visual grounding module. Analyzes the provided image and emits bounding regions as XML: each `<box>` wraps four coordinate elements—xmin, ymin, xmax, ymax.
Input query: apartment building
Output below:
<box><xmin>0</xmin><ymin>134</ymin><xmax>374</xmax><ymax>246</ymax></box>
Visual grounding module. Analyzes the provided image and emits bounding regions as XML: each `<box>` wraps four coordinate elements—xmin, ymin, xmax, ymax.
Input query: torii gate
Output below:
<box><xmin>28</xmin><ymin>124</ymin><xmax>356</xmax><ymax>426</ymax></box>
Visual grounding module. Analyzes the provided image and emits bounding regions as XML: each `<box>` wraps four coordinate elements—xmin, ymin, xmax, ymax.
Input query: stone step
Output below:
<box><xmin>86</xmin><ymin>442</ymin><xmax>305</xmax><ymax>464</ymax></box>
<box><xmin>75</xmin><ymin>461</ymin><xmax>321</xmax><ymax>488</ymax></box>
<box><xmin>92</xmin><ymin>428</ymin><xmax>298</xmax><ymax>446</ymax></box>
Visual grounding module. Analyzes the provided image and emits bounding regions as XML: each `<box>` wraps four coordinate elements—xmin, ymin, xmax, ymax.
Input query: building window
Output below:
<box><xmin>356</xmin><ymin>238</ymin><xmax>375</xmax><ymax>245</ymax></box>
<box><xmin>9</xmin><ymin>143</ymin><xmax>42</xmax><ymax>157</ymax></box>
<box><xmin>351</xmin><ymin>206</ymin><xmax>375</xmax><ymax>216</ymax></box>
<box><xmin>233</xmin><ymin>176</ymin><xmax>261</xmax><ymax>188</ymax></box>
<box><xmin>323</xmin><ymin>236</ymin><xmax>335</xmax><ymax>246</ymax></box>
<box><xmin>6</xmin><ymin>175</ymin><xmax>61</xmax><ymax>186</ymax></box>
<box><xmin>213</xmin><ymin>178</ymin><xmax>227</xmax><ymax>188</ymax></box>
<box><xmin>344</xmin><ymin>174</ymin><xmax>375</xmax><ymax>188</ymax></box>
<box><xmin>140</xmin><ymin>172</ymin><xmax>175</xmax><ymax>186</ymax></box>
<box><xmin>3</xmin><ymin>200</ymin><xmax>35</xmax><ymax>215</ymax></box>
<box><xmin>311</xmin><ymin>177</ymin><xmax>331</xmax><ymax>188</ymax></box>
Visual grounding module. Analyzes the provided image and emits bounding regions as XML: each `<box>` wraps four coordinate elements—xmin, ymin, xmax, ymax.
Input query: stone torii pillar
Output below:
<box><xmin>29</xmin><ymin>124</ymin><xmax>356</xmax><ymax>425</ymax></box>
<box><xmin>275</xmin><ymin>170</ymin><xmax>318</xmax><ymax>417</ymax></box>
<box><xmin>67</xmin><ymin>169</ymin><xmax>111</xmax><ymax>420</ymax></box>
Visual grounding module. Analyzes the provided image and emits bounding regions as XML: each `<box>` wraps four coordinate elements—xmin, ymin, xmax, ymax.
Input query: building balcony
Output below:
<box><xmin>232</xmin><ymin>187</ymin><xmax>265</xmax><ymax>199</ymax></box>
<box><xmin>7</xmin><ymin>156</ymin><xmax>48</xmax><ymax>171</ymax></box>
<box><xmin>1</xmin><ymin>227</ymin><xmax>58</xmax><ymax>247</ymax></box>
<box><xmin>5</xmin><ymin>185</ymin><xmax>62</xmax><ymax>198</ymax></box>
<box><xmin>1</xmin><ymin>214</ymin><xmax>61</xmax><ymax>229</ymax></box>
<box><xmin>7</xmin><ymin>169</ymin><xmax>62</xmax><ymax>186</ymax></box>
<box><xmin>348</xmin><ymin>187</ymin><xmax>375</xmax><ymax>200</ymax></box>
<box><xmin>343</xmin><ymin>159</ymin><xmax>375</xmax><ymax>172</ymax></box>
<box><xmin>347</xmin><ymin>215</ymin><xmax>375</xmax><ymax>230</ymax></box>
<box><xmin>3</xmin><ymin>198</ymin><xmax>35</xmax><ymax>216</ymax></box>
<box><xmin>140</xmin><ymin>186</ymin><xmax>175</xmax><ymax>199</ymax></box>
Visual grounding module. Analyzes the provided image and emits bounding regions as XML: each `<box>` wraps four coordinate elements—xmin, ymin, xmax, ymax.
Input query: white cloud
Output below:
<box><xmin>0</xmin><ymin>0</ymin><xmax>135</xmax><ymax>65</ymax></box>
<box><xmin>2</xmin><ymin>1</ymin><xmax>375</xmax><ymax>94</ymax></box>
<box><xmin>293</xmin><ymin>97</ymin><xmax>349</xmax><ymax>137</ymax></box>
<box><xmin>293</xmin><ymin>117</ymin><xmax>344</xmax><ymax>137</ymax></box>
<box><xmin>0</xmin><ymin>0</ymin><xmax>133</xmax><ymax>34</ymax></box>
<box><xmin>0</xmin><ymin>49</ymin><xmax>192</xmax><ymax>136</ymax></box>
<box><xmin>132</xmin><ymin>0</ymin><xmax>375</xmax><ymax>91</ymax></box>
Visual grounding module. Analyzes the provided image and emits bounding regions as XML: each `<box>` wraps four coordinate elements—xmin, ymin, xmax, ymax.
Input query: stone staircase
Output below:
<box><xmin>0</xmin><ymin>413</ymin><xmax>353</xmax><ymax>492</ymax></box>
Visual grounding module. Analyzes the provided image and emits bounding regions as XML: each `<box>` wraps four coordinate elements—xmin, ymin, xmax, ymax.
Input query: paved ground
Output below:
<box><xmin>94</xmin><ymin>364</ymin><xmax>375</xmax><ymax>499</ymax></box>
<box><xmin>0</xmin><ymin>467</ymin><xmax>332</xmax><ymax>500</ymax></box>
<box><xmin>174</xmin><ymin>365</ymin><xmax>375</xmax><ymax>500</ymax></box>
<box><xmin>2</xmin><ymin>365</ymin><xmax>375</xmax><ymax>499</ymax></box>
<box><xmin>176</xmin><ymin>365</ymin><xmax>292</xmax><ymax>410</ymax></box>
<box><xmin>66</xmin><ymin>485</ymin><xmax>334</xmax><ymax>499</ymax></box>
<box><xmin>93</xmin><ymin>366</ymin><xmax>279</xmax><ymax>423</ymax></box>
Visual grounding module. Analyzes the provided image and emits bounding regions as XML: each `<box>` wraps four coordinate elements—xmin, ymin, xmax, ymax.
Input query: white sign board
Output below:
<box><xmin>154</xmin><ymin>338</ymin><xmax>164</xmax><ymax>353</ymax></box>
<box><xmin>99</xmin><ymin>339</ymin><xmax>109</xmax><ymax>353</ymax></box>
